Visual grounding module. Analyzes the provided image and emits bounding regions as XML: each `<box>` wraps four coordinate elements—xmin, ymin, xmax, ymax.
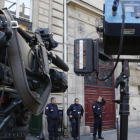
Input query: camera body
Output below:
<box><xmin>0</xmin><ymin>8</ymin><xmax>68</xmax><ymax>139</ymax></box>
<box><xmin>36</xmin><ymin>28</ymin><xmax>58</xmax><ymax>51</ymax></box>
<box><xmin>104</xmin><ymin>0</ymin><xmax>140</xmax><ymax>55</ymax></box>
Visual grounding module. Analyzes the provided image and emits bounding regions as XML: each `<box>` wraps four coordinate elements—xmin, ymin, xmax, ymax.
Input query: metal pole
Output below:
<box><xmin>120</xmin><ymin>116</ymin><xmax>128</xmax><ymax>140</ymax></box>
<box><xmin>119</xmin><ymin>60</ymin><xmax>130</xmax><ymax>140</ymax></box>
<box><xmin>78</xmin><ymin>112</ymin><xmax>81</xmax><ymax>140</ymax></box>
<box><xmin>116</xmin><ymin>116</ymin><xmax>120</xmax><ymax>140</ymax></box>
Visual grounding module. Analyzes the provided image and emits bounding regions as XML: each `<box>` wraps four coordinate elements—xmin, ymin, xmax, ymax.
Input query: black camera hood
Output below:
<box><xmin>1</xmin><ymin>8</ymin><xmax>52</xmax><ymax>115</ymax></box>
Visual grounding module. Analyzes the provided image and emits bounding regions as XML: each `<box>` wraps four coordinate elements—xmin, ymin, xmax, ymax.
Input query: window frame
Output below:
<box><xmin>138</xmin><ymin>55</ymin><xmax>140</xmax><ymax>67</ymax></box>
<box><xmin>5</xmin><ymin>0</ymin><xmax>32</xmax><ymax>22</ymax></box>
<box><xmin>138</xmin><ymin>85</ymin><xmax>140</xmax><ymax>95</ymax></box>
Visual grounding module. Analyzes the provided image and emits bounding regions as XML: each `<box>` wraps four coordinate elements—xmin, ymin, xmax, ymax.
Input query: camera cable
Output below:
<box><xmin>97</xmin><ymin>0</ymin><xmax>125</xmax><ymax>81</ymax></box>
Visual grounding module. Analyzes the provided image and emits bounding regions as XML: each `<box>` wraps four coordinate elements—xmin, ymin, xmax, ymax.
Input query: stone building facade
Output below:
<box><xmin>1</xmin><ymin>0</ymin><xmax>140</xmax><ymax>139</ymax></box>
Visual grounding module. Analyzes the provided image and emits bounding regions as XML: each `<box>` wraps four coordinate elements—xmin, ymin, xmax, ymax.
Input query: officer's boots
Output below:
<box><xmin>93</xmin><ymin>136</ymin><xmax>97</xmax><ymax>140</ymax></box>
<box><xmin>98</xmin><ymin>136</ymin><xmax>104</xmax><ymax>139</ymax></box>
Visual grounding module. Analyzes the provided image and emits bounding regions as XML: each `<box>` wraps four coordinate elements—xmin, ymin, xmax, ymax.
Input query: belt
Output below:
<box><xmin>48</xmin><ymin>117</ymin><xmax>58</xmax><ymax>120</ymax></box>
<box><xmin>72</xmin><ymin>117</ymin><xmax>78</xmax><ymax>119</ymax></box>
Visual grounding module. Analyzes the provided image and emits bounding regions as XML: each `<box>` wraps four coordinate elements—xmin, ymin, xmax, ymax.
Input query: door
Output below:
<box><xmin>29</xmin><ymin>89</ymin><xmax>43</xmax><ymax>136</ymax></box>
<box><xmin>29</xmin><ymin>112</ymin><xmax>43</xmax><ymax>137</ymax></box>
<box><xmin>84</xmin><ymin>55</ymin><xmax>116</xmax><ymax>132</ymax></box>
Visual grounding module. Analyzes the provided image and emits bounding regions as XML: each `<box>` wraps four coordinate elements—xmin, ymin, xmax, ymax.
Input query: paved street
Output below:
<box><xmin>27</xmin><ymin>128</ymin><xmax>140</xmax><ymax>140</ymax></box>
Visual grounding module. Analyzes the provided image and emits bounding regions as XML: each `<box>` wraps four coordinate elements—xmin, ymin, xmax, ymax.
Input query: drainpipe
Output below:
<box><xmin>63</xmin><ymin>0</ymin><xmax>68</xmax><ymax>136</ymax></box>
<box><xmin>64</xmin><ymin>0</ymin><xmax>67</xmax><ymax>64</ymax></box>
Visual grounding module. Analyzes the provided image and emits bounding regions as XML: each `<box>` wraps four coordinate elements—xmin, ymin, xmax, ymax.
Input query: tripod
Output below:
<box><xmin>0</xmin><ymin>99</ymin><xmax>30</xmax><ymax>140</ymax></box>
<box><xmin>0</xmin><ymin>98</ymin><xmax>45</xmax><ymax>140</ymax></box>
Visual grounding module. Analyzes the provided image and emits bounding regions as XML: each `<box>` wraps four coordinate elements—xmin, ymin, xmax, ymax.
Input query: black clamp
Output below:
<box><xmin>115</xmin><ymin>72</ymin><xmax>124</xmax><ymax>88</ymax></box>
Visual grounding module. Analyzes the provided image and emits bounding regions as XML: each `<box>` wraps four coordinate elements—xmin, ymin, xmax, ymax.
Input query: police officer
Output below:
<box><xmin>45</xmin><ymin>97</ymin><xmax>59</xmax><ymax>140</ymax></box>
<box><xmin>92</xmin><ymin>96</ymin><xmax>106</xmax><ymax>140</ymax></box>
<box><xmin>67</xmin><ymin>98</ymin><xmax>84</xmax><ymax>140</ymax></box>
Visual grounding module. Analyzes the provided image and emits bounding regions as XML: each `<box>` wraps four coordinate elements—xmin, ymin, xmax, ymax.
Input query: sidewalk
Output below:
<box><xmin>63</xmin><ymin>128</ymin><xmax>140</xmax><ymax>140</ymax></box>
<box><xmin>26</xmin><ymin>128</ymin><xmax>140</xmax><ymax>140</ymax></box>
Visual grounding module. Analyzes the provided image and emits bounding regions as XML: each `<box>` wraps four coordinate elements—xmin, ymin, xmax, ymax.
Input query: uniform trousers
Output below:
<box><xmin>48</xmin><ymin>119</ymin><xmax>58</xmax><ymax>140</ymax></box>
<box><xmin>71</xmin><ymin>118</ymin><xmax>79</xmax><ymax>138</ymax></box>
<box><xmin>93</xmin><ymin>117</ymin><xmax>102</xmax><ymax>137</ymax></box>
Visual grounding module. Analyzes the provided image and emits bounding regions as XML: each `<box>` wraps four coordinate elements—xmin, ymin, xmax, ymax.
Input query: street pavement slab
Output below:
<box><xmin>26</xmin><ymin>128</ymin><xmax>140</xmax><ymax>140</ymax></box>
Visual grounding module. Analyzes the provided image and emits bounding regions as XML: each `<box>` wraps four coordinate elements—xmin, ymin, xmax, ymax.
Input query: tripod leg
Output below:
<box><xmin>0</xmin><ymin>115</ymin><xmax>11</xmax><ymax>132</ymax></box>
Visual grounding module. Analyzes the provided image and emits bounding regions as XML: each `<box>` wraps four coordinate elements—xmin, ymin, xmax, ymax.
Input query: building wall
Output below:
<box><xmin>0</xmin><ymin>0</ymin><xmax>4</xmax><ymax>8</ymax></box>
<box><xmin>81</xmin><ymin>0</ymin><xmax>104</xmax><ymax>10</ymax></box>
<box><xmin>35</xmin><ymin>0</ymin><xmax>65</xmax><ymax>138</ymax></box>
<box><xmin>66</xmin><ymin>1</ymin><xmax>102</xmax><ymax>136</ymax></box>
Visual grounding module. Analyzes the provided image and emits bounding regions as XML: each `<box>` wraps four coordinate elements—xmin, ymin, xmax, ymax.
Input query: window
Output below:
<box><xmin>84</xmin><ymin>72</ymin><xmax>98</xmax><ymax>86</ymax></box>
<box><xmin>5</xmin><ymin>0</ymin><xmax>16</xmax><ymax>15</ymax></box>
<box><xmin>5</xmin><ymin>0</ymin><xmax>32</xmax><ymax>22</ymax></box>
<box><xmin>138</xmin><ymin>55</ymin><xmax>140</xmax><ymax>67</ymax></box>
<box><xmin>138</xmin><ymin>86</ymin><xmax>140</xmax><ymax>95</ymax></box>
<box><xmin>101</xmin><ymin>69</ymin><xmax>113</xmax><ymax>88</ymax></box>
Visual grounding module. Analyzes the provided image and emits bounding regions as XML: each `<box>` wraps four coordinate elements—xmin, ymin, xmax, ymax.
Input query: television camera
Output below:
<box><xmin>74</xmin><ymin>0</ymin><xmax>140</xmax><ymax>140</ymax></box>
<box><xmin>0</xmin><ymin>8</ymin><xmax>68</xmax><ymax>140</ymax></box>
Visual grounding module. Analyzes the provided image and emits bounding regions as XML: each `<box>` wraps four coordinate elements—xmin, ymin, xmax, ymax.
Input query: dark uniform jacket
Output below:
<box><xmin>67</xmin><ymin>104</ymin><xmax>84</xmax><ymax>118</ymax></box>
<box><xmin>92</xmin><ymin>98</ymin><xmax>106</xmax><ymax>118</ymax></box>
<box><xmin>45</xmin><ymin>103</ymin><xmax>59</xmax><ymax>119</ymax></box>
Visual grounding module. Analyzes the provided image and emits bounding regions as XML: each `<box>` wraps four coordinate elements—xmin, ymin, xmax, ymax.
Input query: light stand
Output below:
<box><xmin>109</xmin><ymin>58</ymin><xmax>140</xmax><ymax>140</ymax></box>
<box><xmin>100</xmin><ymin>51</ymin><xmax>140</xmax><ymax>140</ymax></box>
<box><xmin>115</xmin><ymin>60</ymin><xmax>130</xmax><ymax>140</ymax></box>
